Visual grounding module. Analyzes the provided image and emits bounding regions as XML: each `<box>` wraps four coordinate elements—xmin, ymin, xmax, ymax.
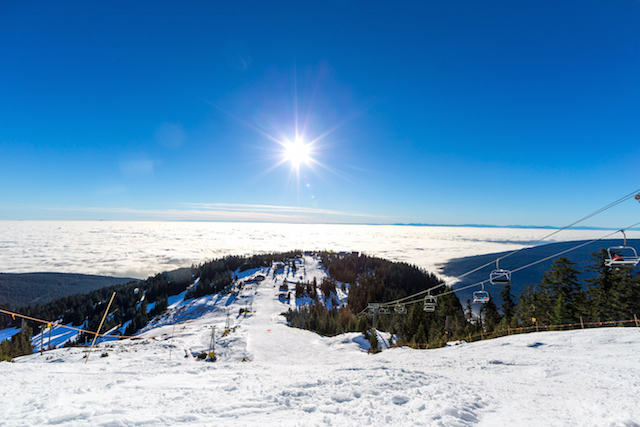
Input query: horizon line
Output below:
<box><xmin>0</xmin><ymin>218</ymin><xmax>636</xmax><ymax>231</ymax></box>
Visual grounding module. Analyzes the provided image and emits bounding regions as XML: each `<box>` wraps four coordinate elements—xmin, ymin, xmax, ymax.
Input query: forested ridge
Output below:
<box><xmin>0</xmin><ymin>253</ymin><xmax>299</xmax><ymax>347</ymax></box>
<box><xmin>1</xmin><ymin>249</ymin><xmax>639</xmax><ymax>360</ymax></box>
<box><xmin>286</xmin><ymin>250</ymin><xmax>640</xmax><ymax>350</ymax></box>
<box><xmin>0</xmin><ymin>273</ymin><xmax>135</xmax><ymax>308</ymax></box>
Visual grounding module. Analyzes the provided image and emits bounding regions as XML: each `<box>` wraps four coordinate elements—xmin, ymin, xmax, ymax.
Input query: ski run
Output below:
<box><xmin>1</xmin><ymin>255</ymin><xmax>639</xmax><ymax>426</ymax></box>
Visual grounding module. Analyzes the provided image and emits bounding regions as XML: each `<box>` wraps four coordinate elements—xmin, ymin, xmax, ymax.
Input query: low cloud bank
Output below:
<box><xmin>0</xmin><ymin>221</ymin><xmax>629</xmax><ymax>280</ymax></box>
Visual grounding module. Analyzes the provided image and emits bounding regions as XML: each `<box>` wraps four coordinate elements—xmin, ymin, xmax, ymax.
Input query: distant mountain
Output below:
<box><xmin>0</xmin><ymin>273</ymin><xmax>136</xmax><ymax>308</ymax></box>
<box><xmin>441</xmin><ymin>239</ymin><xmax>640</xmax><ymax>308</ymax></box>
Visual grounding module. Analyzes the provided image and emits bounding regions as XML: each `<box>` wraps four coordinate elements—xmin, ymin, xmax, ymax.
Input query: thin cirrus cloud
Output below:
<box><xmin>184</xmin><ymin>203</ymin><xmax>381</xmax><ymax>218</ymax></box>
<box><xmin>45</xmin><ymin>203</ymin><xmax>383</xmax><ymax>223</ymax></box>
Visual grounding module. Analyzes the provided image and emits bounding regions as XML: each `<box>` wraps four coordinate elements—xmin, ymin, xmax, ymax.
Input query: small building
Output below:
<box><xmin>273</xmin><ymin>262</ymin><xmax>285</xmax><ymax>274</ymax></box>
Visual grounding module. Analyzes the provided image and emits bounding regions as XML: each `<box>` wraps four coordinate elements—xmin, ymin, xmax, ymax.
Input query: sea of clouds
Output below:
<box><xmin>1</xmin><ymin>221</ymin><xmax>637</xmax><ymax>282</ymax></box>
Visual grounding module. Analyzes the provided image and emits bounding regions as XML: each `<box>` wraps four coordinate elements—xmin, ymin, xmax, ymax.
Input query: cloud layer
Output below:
<box><xmin>2</xmin><ymin>221</ymin><xmax>634</xmax><ymax>282</ymax></box>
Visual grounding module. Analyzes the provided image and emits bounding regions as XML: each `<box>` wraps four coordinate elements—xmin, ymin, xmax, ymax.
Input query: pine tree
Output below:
<box><xmin>515</xmin><ymin>284</ymin><xmax>538</xmax><ymax>326</ymax></box>
<box><xmin>500</xmin><ymin>283</ymin><xmax>516</xmax><ymax>323</ymax></box>
<box><xmin>480</xmin><ymin>296</ymin><xmax>501</xmax><ymax>333</ymax></box>
<box><xmin>540</xmin><ymin>257</ymin><xmax>584</xmax><ymax>324</ymax></box>
<box><xmin>550</xmin><ymin>293</ymin><xmax>571</xmax><ymax>325</ymax></box>
<box><xmin>412</xmin><ymin>323</ymin><xmax>426</xmax><ymax>349</ymax></box>
<box><xmin>368</xmin><ymin>328</ymin><xmax>379</xmax><ymax>353</ymax></box>
<box><xmin>587</xmin><ymin>249</ymin><xmax>636</xmax><ymax>321</ymax></box>
<box><xmin>0</xmin><ymin>327</ymin><xmax>33</xmax><ymax>361</ymax></box>
<box><xmin>356</xmin><ymin>315</ymin><xmax>370</xmax><ymax>333</ymax></box>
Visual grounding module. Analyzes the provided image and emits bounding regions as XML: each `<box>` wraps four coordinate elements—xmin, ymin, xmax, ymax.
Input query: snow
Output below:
<box><xmin>146</xmin><ymin>301</ymin><xmax>156</xmax><ymax>313</ymax></box>
<box><xmin>0</xmin><ymin>327</ymin><xmax>20</xmax><ymax>342</ymax></box>
<box><xmin>168</xmin><ymin>290</ymin><xmax>187</xmax><ymax>308</ymax></box>
<box><xmin>1</xmin><ymin>255</ymin><xmax>640</xmax><ymax>426</ymax></box>
<box><xmin>31</xmin><ymin>323</ymin><xmax>83</xmax><ymax>352</ymax></box>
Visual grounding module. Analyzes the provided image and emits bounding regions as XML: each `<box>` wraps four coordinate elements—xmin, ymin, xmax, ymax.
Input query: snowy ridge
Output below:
<box><xmin>1</xmin><ymin>255</ymin><xmax>639</xmax><ymax>425</ymax></box>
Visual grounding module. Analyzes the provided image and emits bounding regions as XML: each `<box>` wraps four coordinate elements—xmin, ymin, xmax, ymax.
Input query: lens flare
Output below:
<box><xmin>283</xmin><ymin>138</ymin><xmax>311</xmax><ymax>169</ymax></box>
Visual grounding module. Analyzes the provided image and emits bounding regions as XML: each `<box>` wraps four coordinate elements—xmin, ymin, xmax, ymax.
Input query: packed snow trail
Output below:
<box><xmin>1</xmin><ymin>256</ymin><xmax>640</xmax><ymax>426</ymax></box>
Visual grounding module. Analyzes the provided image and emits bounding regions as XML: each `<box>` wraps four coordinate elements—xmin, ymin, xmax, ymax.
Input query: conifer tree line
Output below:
<box><xmin>1</xmin><ymin>249</ymin><xmax>638</xmax><ymax>358</ymax></box>
<box><xmin>0</xmin><ymin>326</ymin><xmax>33</xmax><ymax>361</ymax></box>
<box><xmin>513</xmin><ymin>250</ymin><xmax>640</xmax><ymax>329</ymax></box>
<box><xmin>286</xmin><ymin>251</ymin><xmax>640</xmax><ymax>348</ymax></box>
<box><xmin>0</xmin><ymin>252</ymin><xmax>300</xmax><ymax>346</ymax></box>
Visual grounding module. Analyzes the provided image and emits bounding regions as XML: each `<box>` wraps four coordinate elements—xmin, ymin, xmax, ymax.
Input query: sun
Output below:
<box><xmin>283</xmin><ymin>137</ymin><xmax>312</xmax><ymax>169</ymax></box>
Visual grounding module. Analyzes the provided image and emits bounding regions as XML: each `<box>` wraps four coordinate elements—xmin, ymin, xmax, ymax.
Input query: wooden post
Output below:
<box><xmin>580</xmin><ymin>317</ymin><xmax>584</xmax><ymax>330</ymax></box>
<box><xmin>85</xmin><ymin>292</ymin><xmax>116</xmax><ymax>364</ymax></box>
<box><xmin>635</xmin><ymin>314</ymin><xmax>639</xmax><ymax>328</ymax></box>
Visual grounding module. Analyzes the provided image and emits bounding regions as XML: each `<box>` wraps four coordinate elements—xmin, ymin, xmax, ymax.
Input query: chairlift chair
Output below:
<box><xmin>378</xmin><ymin>307</ymin><xmax>390</xmax><ymax>315</ymax></box>
<box><xmin>423</xmin><ymin>295</ymin><xmax>437</xmax><ymax>312</ymax></box>
<box><xmin>605</xmin><ymin>246</ymin><xmax>640</xmax><ymax>268</ymax></box>
<box><xmin>490</xmin><ymin>260</ymin><xmax>511</xmax><ymax>285</ymax></box>
<box><xmin>473</xmin><ymin>284</ymin><xmax>490</xmax><ymax>304</ymax></box>
<box><xmin>394</xmin><ymin>304</ymin><xmax>407</xmax><ymax>314</ymax></box>
<box><xmin>604</xmin><ymin>230</ymin><xmax>640</xmax><ymax>268</ymax></box>
<box><xmin>490</xmin><ymin>269</ymin><xmax>511</xmax><ymax>285</ymax></box>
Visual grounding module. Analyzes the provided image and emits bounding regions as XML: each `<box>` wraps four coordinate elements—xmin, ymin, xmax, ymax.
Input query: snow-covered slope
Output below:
<box><xmin>1</xmin><ymin>255</ymin><xmax>639</xmax><ymax>426</ymax></box>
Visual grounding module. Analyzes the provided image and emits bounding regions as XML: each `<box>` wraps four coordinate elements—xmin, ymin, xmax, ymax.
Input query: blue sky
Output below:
<box><xmin>1</xmin><ymin>1</ymin><xmax>639</xmax><ymax>227</ymax></box>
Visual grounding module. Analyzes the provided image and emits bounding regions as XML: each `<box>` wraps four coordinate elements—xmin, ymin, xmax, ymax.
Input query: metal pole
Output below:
<box><xmin>169</xmin><ymin>324</ymin><xmax>176</xmax><ymax>360</ymax></box>
<box><xmin>48</xmin><ymin>323</ymin><xmax>52</xmax><ymax>351</ymax></box>
<box><xmin>85</xmin><ymin>292</ymin><xmax>116</xmax><ymax>364</ymax></box>
<box><xmin>209</xmin><ymin>326</ymin><xmax>216</xmax><ymax>355</ymax></box>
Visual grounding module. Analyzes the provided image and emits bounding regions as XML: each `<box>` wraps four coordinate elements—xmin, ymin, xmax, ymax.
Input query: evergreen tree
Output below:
<box><xmin>515</xmin><ymin>284</ymin><xmax>538</xmax><ymax>327</ymax></box>
<box><xmin>356</xmin><ymin>315</ymin><xmax>370</xmax><ymax>333</ymax></box>
<box><xmin>500</xmin><ymin>283</ymin><xmax>516</xmax><ymax>323</ymax></box>
<box><xmin>412</xmin><ymin>323</ymin><xmax>426</xmax><ymax>349</ymax></box>
<box><xmin>586</xmin><ymin>249</ymin><xmax>635</xmax><ymax>321</ymax></box>
<box><xmin>479</xmin><ymin>296</ymin><xmax>501</xmax><ymax>333</ymax></box>
<box><xmin>368</xmin><ymin>328</ymin><xmax>380</xmax><ymax>353</ymax></box>
<box><xmin>550</xmin><ymin>293</ymin><xmax>571</xmax><ymax>325</ymax></box>
<box><xmin>540</xmin><ymin>257</ymin><xmax>584</xmax><ymax>324</ymax></box>
<box><xmin>0</xmin><ymin>326</ymin><xmax>33</xmax><ymax>361</ymax></box>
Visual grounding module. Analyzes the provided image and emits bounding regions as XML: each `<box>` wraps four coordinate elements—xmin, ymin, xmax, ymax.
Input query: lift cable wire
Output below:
<box><xmin>400</xmin><ymin>220</ymin><xmax>640</xmax><ymax>308</ymax></box>
<box><xmin>373</xmin><ymin>220</ymin><xmax>640</xmax><ymax>312</ymax></box>
<box><xmin>449</xmin><ymin>188</ymin><xmax>640</xmax><ymax>283</ymax></box>
<box><xmin>361</xmin><ymin>188</ymin><xmax>640</xmax><ymax>314</ymax></box>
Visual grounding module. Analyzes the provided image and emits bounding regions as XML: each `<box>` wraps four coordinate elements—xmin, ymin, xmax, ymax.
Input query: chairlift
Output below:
<box><xmin>473</xmin><ymin>284</ymin><xmax>490</xmax><ymax>303</ymax></box>
<box><xmin>394</xmin><ymin>304</ymin><xmax>407</xmax><ymax>314</ymax></box>
<box><xmin>490</xmin><ymin>260</ymin><xmax>511</xmax><ymax>285</ymax></box>
<box><xmin>605</xmin><ymin>230</ymin><xmax>640</xmax><ymax>268</ymax></box>
<box><xmin>378</xmin><ymin>307</ymin><xmax>391</xmax><ymax>315</ymax></box>
<box><xmin>423</xmin><ymin>295</ymin><xmax>437</xmax><ymax>312</ymax></box>
<box><xmin>366</xmin><ymin>305</ymin><xmax>377</xmax><ymax>317</ymax></box>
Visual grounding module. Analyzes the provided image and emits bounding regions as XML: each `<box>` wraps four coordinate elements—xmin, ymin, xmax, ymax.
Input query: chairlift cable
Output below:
<box><xmin>367</xmin><ymin>189</ymin><xmax>640</xmax><ymax>311</ymax></box>
<box><xmin>413</xmin><ymin>220</ymin><xmax>640</xmax><ymax>304</ymax></box>
<box><xmin>368</xmin><ymin>219</ymin><xmax>640</xmax><ymax>313</ymax></box>
<box><xmin>456</xmin><ymin>188</ymin><xmax>640</xmax><ymax>281</ymax></box>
